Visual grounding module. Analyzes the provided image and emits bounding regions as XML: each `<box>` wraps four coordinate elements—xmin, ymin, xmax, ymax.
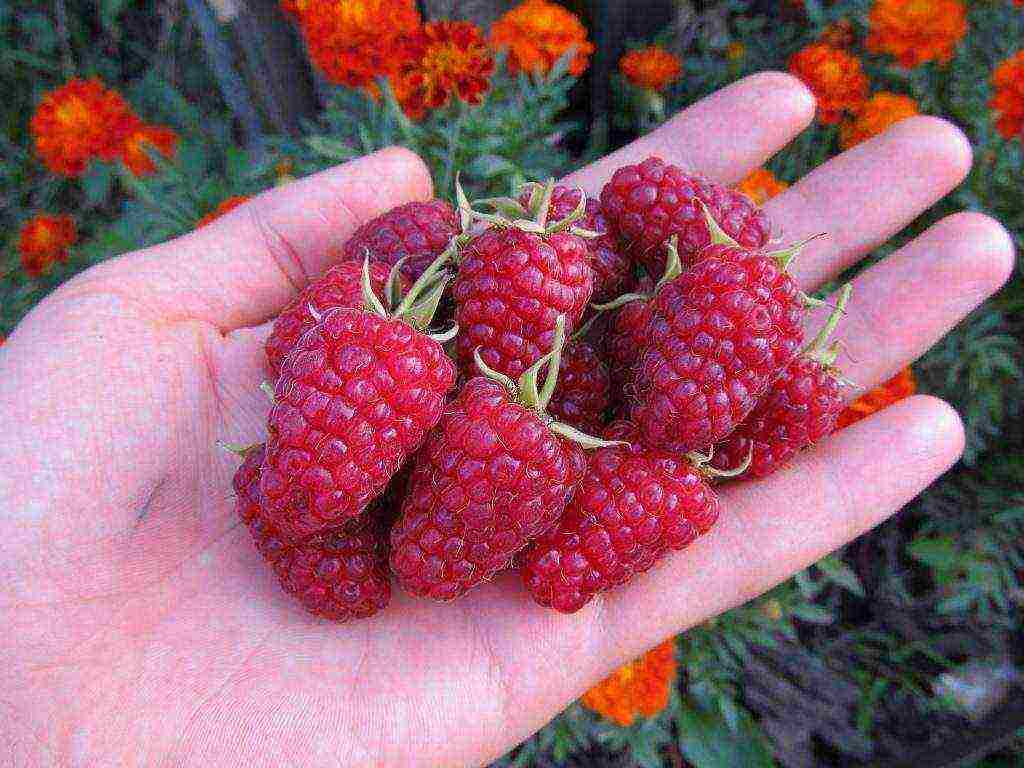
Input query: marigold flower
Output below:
<box><xmin>619</xmin><ymin>46</ymin><xmax>683</xmax><ymax>92</ymax></box>
<box><xmin>581</xmin><ymin>640</ymin><xmax>677</xmax><ymax>726</ymax></box>
<box><xmin>196</xmin><ymin>195</ymin><xmax>252</xmax><ymax>228</ymax></box>
<box><xmin>866</xmin><ymin>0</ymin><xmax>967</xmax><ymax>67</ymax></box>
<box><xmin>840</xmin><ymin>92</ymin><xmax>920</xmax><ymax>149</ymax></box>
<box><xmin>735</xmin><ymin>168</ymin><xmax>789</xmax><ymax>206</ymax></box>
<box><xmin>18</xmin><ymin>214</ymin><xmax>77</xmax><ymax>278</ymax></box>
<box><xmin>392</xmin><ymin>21</ymin><xmax>494</xmax><ymax>120</ymax></box>
<box><xmin>30</xmin><ymin>78</ymin><xmax>138</xmax><ymax>177</ymax></box>
<box><xmin>989</xmin><ymin>51</ymin><xmax>1024</xmax><ymax>141</ymax></box>
<box><xmin>296</xmin><ymin>0</ymin><xmax>420</xmax><ymax>89</ymax></box>
<box><xmin>788</xmin><ymin>43</ymin><xmax>869</xmax><ymax>124</ymax></box>
<box><xmin>120</xmin><ymin>124</ymin><xmax>179</xmax><ymax>177</ymax></box>
<box><xmin>836</xmin><ymin>367</ymin><xmax>917</xmax><ymax>429</ymax></box>
<box><xmin>490</xmin><ymin>0</ymin><xmax>594</xmax><ymax>78</ymax></box>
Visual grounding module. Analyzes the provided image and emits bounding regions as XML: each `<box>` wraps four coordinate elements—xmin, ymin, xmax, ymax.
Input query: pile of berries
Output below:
<box><xmin>226</xmin><ymin>158</ymin><xmax>854</xmax><ymax>621</ymax></box>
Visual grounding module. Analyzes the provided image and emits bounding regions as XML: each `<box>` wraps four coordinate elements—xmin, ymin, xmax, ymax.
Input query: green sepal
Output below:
<box><xmin>473</xmin><ymin>347</ymin><xmax>518</xmax><ymax>397</ymax></box>
<box><xmin>361</xmin><ymin>256</ymin><xmax>389</xmax><ymax>318</ymax></box>
<box><xmin>655</xmin><ymin>235</ymin><xmax>683</xmax><ymax>289</ymax></box>
<box><xmin>592</xmin><ymin>292</ymin><xmax>650</xmax><ymax>313</ymax></box>
<box><xmin>259</xmin><ymin>381</ymin><xmax>276</xmax><ymax>404</ymax></box>
<box><xmin>548</xmin><ymin>421</ymin><xmax>627</xmax><ymax>449</ymax></box>
<box><xmin>217</xmin><ymin>440</ymin><xmax>260</xmax><ymax>458</ymax></box>
<box><xmin>519</xmin><ymin>315</ymin><xmax>566</xmax><ymax>412</ymax></box>
<box><xmin>699</xmin><ymin>201</ymin><xmax>739</xmax><ymax>247</ymax></box>
<box><xmin>803</xmin><ymin>283</ymin><xmax>852</xmax><ymax>368</ymax></box>
<box><xmin>455</xmin><ymin>174</ymin><xmax>474</xmax><ymax>234</ymax></box>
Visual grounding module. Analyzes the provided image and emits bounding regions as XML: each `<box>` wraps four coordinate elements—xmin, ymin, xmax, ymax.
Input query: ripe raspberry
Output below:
<box><xmin>265</xmin><ymin>260</ymin><xmax>408</xmax><ymax>377</ymax></box>
<box><xmin>711</xmin><ymin>286</ymin><xmax>851</xmax><ymax>478</ymax></box>
<box><xmin>547</xmin><ymin>340</ymin><xmax>610</xmax><ymax>434</ymax></box>
<box><xmin>627</xmin><ymin>240</ymin><xmax>806</xmax><ymax>453</ymax></box>
<box><xmin>452</xmin><ymin>223</ymin><xmax>592</xmax><ymax>381</ymax></box>
<box><xmin>261</xmin><ymin>260</ymin><xmax>457</xmax><ymax>542</ymax></box>
<box><xmin>521</xmin><ymin>421</ymin><xmax>720</xmax><ymax>613</ymax></box>
<box><xmin>600</xmin><ymin>156</ymin><xmax>770</xmax><ymax>278</ymax></box>
<box><xmin>517</xmin><ymin>185</ymin><xmax>634</xmax><ymax>303</ymax></box>
<box><xmin>232</xmin><ymin>445</ymin><xmax>391</xmax><ymax>622</ymax></box>
<box><xmin>603</xmin><ymin>275</ymin><xmax>655</xmax><ymax>403</ymax></box>
<box><xmin>342</xmin><ymin>200</ymin><xmax>460</xmax><ymax>281</ymax></box>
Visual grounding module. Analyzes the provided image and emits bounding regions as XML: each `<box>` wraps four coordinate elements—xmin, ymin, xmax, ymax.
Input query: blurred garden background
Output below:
<box><xmin>1</xmin><ymin>0</ymin><xmax>1022</xmax><ymax>765</ymax></box>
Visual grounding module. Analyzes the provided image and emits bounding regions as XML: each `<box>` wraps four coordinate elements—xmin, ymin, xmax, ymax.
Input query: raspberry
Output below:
<box><xmin>232</xmin><ymin>445</ymin><xmax>391</xmax><ymax>622</ymax></box>
<box><xmin>342</xmin><ymin>200</ymin><xmax>460</xmax><ymax>281</ymax></box>
<box><xmin>517</xmin><ymin>185</ymin><xmax>634</xmax><ymax>303</ymax></box>
<box><xmin>602</xmin><ymin>275</ymin><xmax>655</xmax><ymax>404</ymax></box>
<box><xmin>521</xmin><ymin>421</ymin><xmax>720</xmax><ymax>613</ymax></box>
<box><xmin>627</xmin><ymin>240</ymin><xmax>806</xmax><ymax>453</ymax></box>
<box><xmin>711</xmin><ymin>286</ymin><xmax>851</xmax><ymax>478</ymax></box>
<box><xmin>599</xmin><ymin>156</ymin><xmax>770</xmax><ymax>278</ymax></box>
<box><xmin>452</xmin><ymin>224</ymin><xmax>592</xmax><ymax>381</ymax></box>
<box><xmin>547</xmin><ymin>340</ymin><xmax>610</xmax><ymax>434</ymax></box>
<box><xmin>261</xmin><ymin>259</ymin><xmax>457</xmax><ymax>542</ymax></box>
<box><xmin>265</xmin><ymin>260</ymin><xmax>408</xmax><ymax>377</ymax></box>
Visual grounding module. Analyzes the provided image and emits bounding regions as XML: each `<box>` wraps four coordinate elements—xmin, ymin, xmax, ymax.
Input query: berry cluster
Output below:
<box><xmin>225</xmin><ymin>159</ymin><xmax>856</xmax><ymax>621</ymax></box>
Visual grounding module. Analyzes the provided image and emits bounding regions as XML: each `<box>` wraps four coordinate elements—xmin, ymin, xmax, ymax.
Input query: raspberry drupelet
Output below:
<box><xmin>547</xmin><ymin>338</ymin><xmax>611</xmax><ymax>434</ymax></box>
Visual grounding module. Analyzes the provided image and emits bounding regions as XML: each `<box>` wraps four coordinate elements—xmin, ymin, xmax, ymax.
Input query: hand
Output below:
<box><xmin>0</xmin><ymin>72</ymin><xmax>1013</xmax><ymax>767</ymax></box>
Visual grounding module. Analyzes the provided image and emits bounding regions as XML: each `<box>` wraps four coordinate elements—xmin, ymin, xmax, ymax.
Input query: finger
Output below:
<box><xmin>809</xmin><ymin>211</ymin><xmax>1016</xmax><ymax>395</ymax></box>
<box><xmin>595</xmin><ymin>395</ymin><xmax>964</xmax><ymax>662</ymax></box>
<box><xmin>563</xmin><ymin>72</ymin><xmax>816</xmax><ymax>192</ymax></box>
<box><xmin>64</xmin><ymin>147</ymin><xmax>433</xmax><ymax>331</ymax></box>
<box><xmin>765</xmin><ymin>116</ymin><xmax>974</xmax><ymax>291</ymax></box>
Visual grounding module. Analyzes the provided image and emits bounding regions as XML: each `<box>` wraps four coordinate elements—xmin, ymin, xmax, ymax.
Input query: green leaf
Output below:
<box><xmin>99</xmin><ymin>0</ymin><xmax>131</xmax><ymax>30</ymax></box>
<box><xmin>907</xmin><ymin>537</ymin><xmax>958</xmax><ymax>569</ymax></box>
<box><xmin>81</xmin><ymin>162</ymin><xmax>113</xmax><ymax>208</ymax></box>
<box><xmin>816</xmin><ymin>555</ymin><xmax>866</xmax><ymax>597</ymax></box>
<box><xmin>304</xmin><ymin>135</ymin><xmax>356</xmax><ymax>162</ymax></box>
<box><xmin>791</xmin><ymin>604</ymin><xmax>834</xmax><ymax>625</ymax></box>
<box><xmin>677</xmin><ymin>702</ymin><xmax>775</xmax><ymax>768</ymax></box>
<box><xmin>466</xmin><ymin>153</ymin><xmax>516</xmax><ymax>180</ymax></box>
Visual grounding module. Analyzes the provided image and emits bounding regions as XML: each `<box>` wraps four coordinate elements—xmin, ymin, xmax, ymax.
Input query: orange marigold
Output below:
<box><xmin>296</xmin><ymin>0</ymin><xmax>421</xmax><ymax>89</ymax></box>
<box><xmin>581</xmin><ymin>640</ymin><xmax>677</xmax><ymax>726</ymax></box>
<box><xmin>866</xmin><ymin>0</ymin><xmax>967</xmax><ymax>68</ymax></box>
<box><xmin>788</xmin><ymin>43</ymin><xmax>868</xmax><ymax>124</ymax></box>
<box><xmin>392</xmin><ymin>21</ymin><xmax>494</xmax><ymax>120</ymax></box>
<box><xmin>18</xmin><ymin>214</ymin><xmax>77</xmax><ymax>278</ymax></box>
<box><xmin>840</xmin><ymin>92</ymin><xmax>920</xmax><ymax>149</ymax></box>
<box><xmin>837</xmin><ymin>367</ymin><xmax>917</xmax><ymax>429</ymax></box>
<box><xmin>735</xmin><ymin>168</ymin><xmax>789</xmax><ymax>206</ymax></box>
<box><xmin>196</xmin><ymin>195</ymin><xmax>252</xmax><ymax>228</ymax></box>
<box><xmin>989</xmin><ymin>51</ymin><xmax>1024</xmax><ymax>141</ymax></box>
<box><xmin>490</xmin><ymin>0</ymin><xmax>594</xmax><ymax>78</ymax></box>
<box><xmin>30</xmin><ymin>78</ymin><xmax>138</xmax><ymax>177</ymax></box>
<box><xmin>121</xmin><ymin>124</ymin><xmax>179</xmax><ymax>177</ymax></box>
<box><xmin>619</xmin><ymin>46</ymin><xmax>683</xmax><ymax>92</ymax></box>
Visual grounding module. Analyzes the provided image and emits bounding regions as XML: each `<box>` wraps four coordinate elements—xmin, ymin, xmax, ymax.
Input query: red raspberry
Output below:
<box><xmin>547</xmin><ymin>340</ymin><xmax>611</xmax><ymax>434</ymax></box>
<box><xmin>517</xmin><ymin>185</ymin><xmax>633</xmax><ymax>303</ymax></box>
<box><xmin>342</xmin><ymin>200</ymin><xmax>459</xmax><ymax>281</ymax></box>
<box><xmin>521</xmin><ymin>421</ymin><xmax>720</xmax><ymax>613</ymax></box>
<box><xmin>603</xmin><ymin>275</ymin><xmax>655</xmax><ymax>404</ymax></box>
<box><xmin>265</xmin><ymin>260</ymin><xmax>408</xmax><ymax>377</ymax></box>
<box><xmin>261</xmin><ymin>306</ymin><xmax>456</xmax><ymax>542</ymax></box>
<box><xmin>627</xmin><ymin>245</ymin><xmax>805</xmax><ymax>453</ymax></box>
<box><xmin>390</xmin><ymin>374</ymin><xmax>589</xmax><ymax>601</ymax></box>
<box><xmin>232</xmin><ymin>445</ymin><xmax>391</xmax><ymax>622</ymax></box>
<box><xmin>452</xmin><ymin>226</ymin><xmax>593</xmax><ymax>381</ymax></box>
<box><xmin>600</xmin><ymin>156</ymin><xmax>770</xmax><ymax>278</ymax></box>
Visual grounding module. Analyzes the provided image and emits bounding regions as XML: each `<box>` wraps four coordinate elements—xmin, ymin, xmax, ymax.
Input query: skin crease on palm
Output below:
<box><xmin>0</xmin><ymin>72</ymin><xmax>1015</xmax><ymax>767</ymax></box>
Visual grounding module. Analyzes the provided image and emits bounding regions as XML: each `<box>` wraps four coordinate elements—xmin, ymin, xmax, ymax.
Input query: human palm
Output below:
<box><xmin>0</xmin><ymin>74</ymin><xmax>1013</xmax><ymax>767</ymax></box>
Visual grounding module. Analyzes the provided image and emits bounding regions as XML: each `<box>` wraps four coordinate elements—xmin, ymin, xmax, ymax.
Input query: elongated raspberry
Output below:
<box><xmin>547</xmin><ymin>340</ymin><xmax>610</xmax><ymax>434</ymax></box>
<box><xmin>342</xmin><ymin>200</ymin><xmax>459</xmax><ymax>281</ymax></box>
<box><xmin>600</xmin><ymin>156</ymin><xmax>770</xmax><ymax>278</ymax></box>
<box><xmin>627</xmin><ymin>240</ymin><xmax>806</xmax><ymax>453</ymax></box>
<box><xmin>265</xmin><ymin>260</ymin><xmax>408</xmax><ymax>377</ymax></box>
<box><xmin>261</xmin><ymin>258</ymin><xmax>457</xmax><ymax>542</ymax></box>
<box><xmin>452</xmin><ymin>220</ymin><xmax>592</xmax><ymax>381</ymax></box>
<box><xmin>711</xmin><ymin>286</ymin><xmax>851</xmax><ymax>478</ymax></box>
<box><xmin>522</xmin><ymin>421</ymin><xmax>720</xmax><ymax>613</ymax></box>
<box><xmin>603</xmin><ymin>275</ymin><xmax>655</xmax><ymax>403</ymax></box>
<box><xmin>232</xmin><ymin>445</ymin><xmax>391</xmax><ymax>622</ymax></box>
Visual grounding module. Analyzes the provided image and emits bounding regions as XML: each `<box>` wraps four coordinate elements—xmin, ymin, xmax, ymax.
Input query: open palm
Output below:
<box><xmin>0</xmin><ymin>73</ymin><xmax>1013</xmax><ymax>767</ymax></box>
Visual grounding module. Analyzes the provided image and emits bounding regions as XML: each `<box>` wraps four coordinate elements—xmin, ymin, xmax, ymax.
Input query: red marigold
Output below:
<box><xmin>840</xmin><ymin>92</ymin><xmax>920</xmax><ymax>149</ymax></box>
<box><xmin>121</xmin><ymin>124</ymin><xmax>179</xmax><ymax>177</ymax></box>
<box><xmin>837</xmin><ymin>367</ymin><xmax>917</xmax><ymax>429</ymax></box>
<box><xmin>989</xmin><ymin>51</ymin><xmax>1024</xmax><ymax>141</ymax></box>
<box><xmin>18</xmin><ymin>214</ymin><xmax>77</xmax><ymax>278</ymax></box>
<box><xmin>196</xmin><ymin>195</ymin><xmax>252</xmax><ymax>228</ymax></box>
<box><xmin>735</xmin><ymin>168</ymin><xmax>789</xmax><ymax>206</ymax></box>
<box><xmin>788</xmin><ymin>43</ymin><xmax>869</xmax><ymax>124</ymax></box>
<box><xmin>392</xmin><ymin>21</ymin><xmax>494</xmax><ymax>120</ymax></box>
<box><xmin>581</xmin><ymin>641</ymin><xmax>678</xmax><ymax>726</ymax></box>
<box><xmin>30</xmin><ymin>78</ymin><xmax>138</xmax><ymax>177</ymax></box>
<box><xmin>866</xmin><ymin>0</ymin><xmax>967</xmax><ymax>67</ymax></box>
<box><xmin>490</xmin><ymin>0</ymin><xmax>594</xmax><ymax>78</ymax></box>
<box><xmin>619</xmin><ymin>46</ymin><xmax>683</xmax><ymax>92</ymax></box>
<box><xmin>295</xmin><ymin>0</ymin><xmax>421</xmax><ymax>89</ymax></box>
